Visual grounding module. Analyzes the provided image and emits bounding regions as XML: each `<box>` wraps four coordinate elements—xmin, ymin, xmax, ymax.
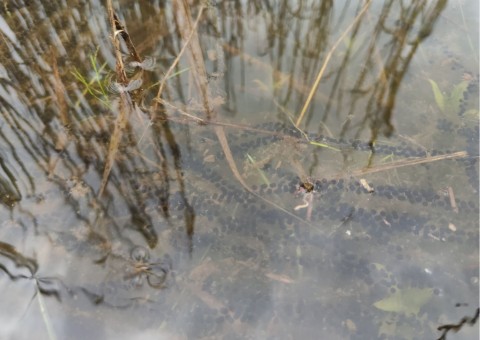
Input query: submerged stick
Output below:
<box><xmin>98</xmin><ymin>1</ymin><xmax>133</xmax><ymax>197</ymax></box>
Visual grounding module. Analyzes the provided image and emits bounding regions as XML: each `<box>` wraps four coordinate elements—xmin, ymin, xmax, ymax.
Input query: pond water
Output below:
<box><xmin>0</xmin><ymin>1</ymin><xmax>478</xmax><ymax>339</ymax></box>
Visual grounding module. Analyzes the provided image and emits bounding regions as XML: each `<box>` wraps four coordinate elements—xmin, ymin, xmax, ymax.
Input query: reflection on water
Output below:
<box><xmin>0</xmin><ymin>0</ymin><xmax>478</xmax><ymax>339</ymax></box>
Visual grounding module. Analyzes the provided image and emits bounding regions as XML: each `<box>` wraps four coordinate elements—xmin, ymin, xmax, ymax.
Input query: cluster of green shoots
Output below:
<box><xmin>71</xmin><ymin>49</ymin><xmax>111</xmax><ymax>108</ymax></box>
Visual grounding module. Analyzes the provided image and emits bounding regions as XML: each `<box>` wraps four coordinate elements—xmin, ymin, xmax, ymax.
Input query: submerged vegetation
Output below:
<box><xmin>0</xmin><ymin>0</ymin><xmax>478</xmax><ymax>339</ymax></box>
<box><xmin>70</xmin><ymin>50</ymin><xmax>111</xmax><ymax>107</ymax></box>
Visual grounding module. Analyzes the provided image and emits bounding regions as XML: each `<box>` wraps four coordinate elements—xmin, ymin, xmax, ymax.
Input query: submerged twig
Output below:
<box><xmin>437</xmin><ymin>308</ymin><xmax>479</xmax><ymax>340</ymax></box>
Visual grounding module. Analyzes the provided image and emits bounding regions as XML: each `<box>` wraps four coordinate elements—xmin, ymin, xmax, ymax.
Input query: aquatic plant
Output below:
<box><xmin>428</xmin><ymin>78</ymin><xmax>469</xmax><ymax>117</ymax></box>
<box><xmin>70</xmin><ymin>49</ymin><xmax>110</xmax><ymax>107</ymax></box>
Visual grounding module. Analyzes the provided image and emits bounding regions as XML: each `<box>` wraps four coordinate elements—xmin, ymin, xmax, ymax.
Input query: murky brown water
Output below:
<box><xmin>0</xmin><ymin>1</ymin><xmax>478</xmax><ymax>339</ymax></box>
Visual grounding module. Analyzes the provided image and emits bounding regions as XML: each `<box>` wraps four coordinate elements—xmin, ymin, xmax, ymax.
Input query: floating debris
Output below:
<box><xmin>360</xmin><ymin>178</ymin><xmax>375</xmax><ymax>193</ymax></box>
<box><xmin>299</xmin><ymin>180</ymin><xmax>315</xmax><ymax>193</ymax></box>
<box><xmin>448</xmin><ymin>223</ymin><xmax>457</xmax><ymax>232</ymax></box>
<box><xmin>447</xmin><ymin>186</ymin><xmax>459</xmax><ymax>213</ymax></box>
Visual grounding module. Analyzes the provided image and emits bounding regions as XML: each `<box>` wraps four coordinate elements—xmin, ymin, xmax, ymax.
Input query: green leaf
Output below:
<box><xmin>246</xmin><ymin>153</ymin><xmax>270</xmax><ymax>186</ymax></box>
<box><xmin>374</xmin><ymin>288</ymin><xmax>433</xmax><ymax>316</ymax></box>
<box><xmin>428</xmin><ymin>79</ymin><xmax>445</xmax><ymax>112</ymax></box>
<box><xmin>445</xmin><ymin>80</ymin><xmax>469</xmax><ymax>115</ymax></box>
<box><xmin>309</xmin><ymin>141</ymin><xmax>341</xmax><ymax>152</ymax></box>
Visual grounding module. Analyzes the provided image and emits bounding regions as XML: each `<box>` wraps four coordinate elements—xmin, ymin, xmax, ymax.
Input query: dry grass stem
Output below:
<box><xmin>50</xmin><ymin>49</ymin><xmax>69</xmax><ymax>127</ymax></box>
<box><xmin>98</xmin><ymin>1</ymin><xmax>134</xmax><ymax>197</ymax></box>
<box><xmin>295</xmin><ymin>0</ymin><xmax>372</xmax><ymax>127</ymax></box>
<box><xmin>112</xmin><ymin>13</ymin><xmax>141</xmax><ymax>63</ymax></box>
<box><xmin>158</xmin><ymin>98</ymin><xmax>206</xmax><ymax>123</ymax></box>
<box><xmin>174</xmin><ymin>0</ymin><xmax>212</xmax><ymax>119</ymax></box>
<box><xmin>329</xmin><ymin>151</ymin><xmax>468</xmax><ymax>179</ymax></box>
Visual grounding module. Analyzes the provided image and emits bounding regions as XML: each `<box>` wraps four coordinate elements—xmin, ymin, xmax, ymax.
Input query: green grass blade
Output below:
<box><xmin>246</xmin><ymin>153</ymin><xmax>270</xmax><ymax>186</ymax></box>
<box><xmin>309</xmin><ymin>141</ymin><xmax>341</xmax><ymax>152</ymax></box>
<box><xmin>147</xmin><ymin>68</ymin><xmax>190</xmax><ymax>90</ymax></box>
<box><xmin>428</xmin><ymin>79</ymin><xmax>445</xmax><ymax>112</ymax></box>
<box><xmin>446</xmin><ymin>80</ymin><xmax>468</xmax><ymax>115</ymax></box>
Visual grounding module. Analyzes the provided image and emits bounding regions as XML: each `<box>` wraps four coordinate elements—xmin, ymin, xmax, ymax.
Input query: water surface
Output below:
<box><xmin>0</xmin><ymin>1</ymin><xmax>478</xmax><ymax>339</ymax></box>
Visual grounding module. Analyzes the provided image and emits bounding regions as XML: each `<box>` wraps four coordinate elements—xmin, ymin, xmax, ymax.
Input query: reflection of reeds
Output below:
<box><xmin>295</xmin><ymin>0</ymin><xmax>371</xmax><ymax>128</ymax></box>
<box><xmin>0</xmin><ymin>241</ymin><xmax>60</xmax><ymax>340</ymax></box>
<box><xmin>173</xmin><ymin>0</ymin><xmax>212</xmax><ymax>120</ymax></box>
<box><xmin>364</xmin><ymin>0</ymin><xmax>448</xmax><ymax>143</ymax></box>
<box><xmin>170</xmin><ymin>1</ymin><xmax>310</xmax><ymax>226</ymax></box>
<box><xmin>218</xmin><ymin>0</ymin><xmax>450</xmax><ymax>144</ymax></box>
<box><xmin>151</xmin><ymin>5</ymin><xmax>205</xmax><ymax>115</ymax></box>
<box><xmin>50</xmin><ymin>48</ymin><xmax>69</xmax><ymax>128</ymax></box>
<box><xmin>333</xmin><ymin>0</ymin><xmax>449</xmax><ymax>144</ymax></box>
